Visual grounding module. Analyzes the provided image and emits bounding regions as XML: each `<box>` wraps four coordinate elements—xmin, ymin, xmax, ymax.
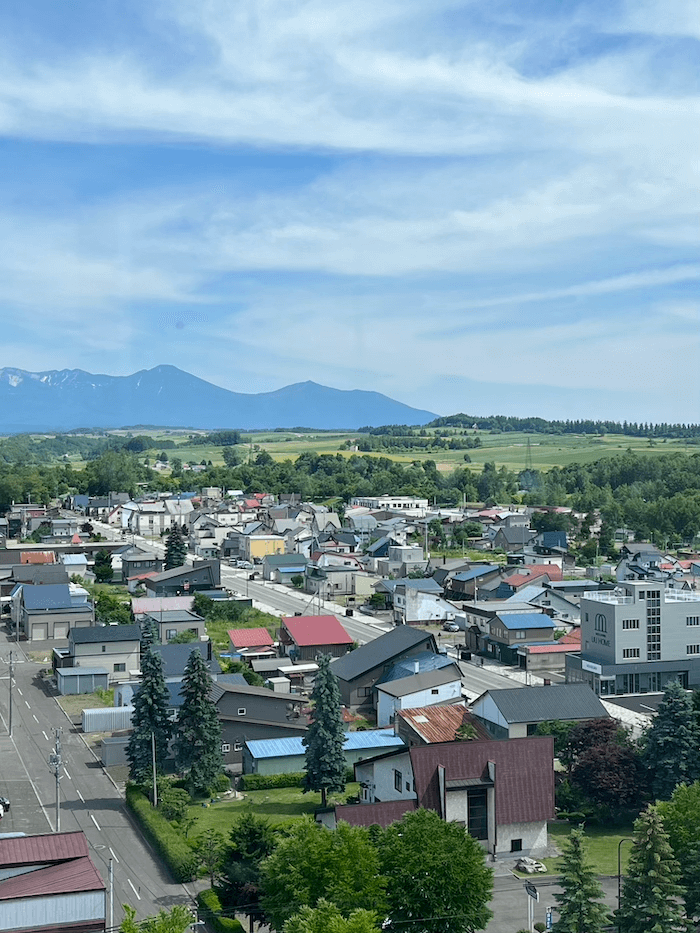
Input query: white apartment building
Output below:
<box><xmin>350</xmin><ymin>496</ymin><xmax>429</xmax><ymax>516</ymax></box>
<box><xmin>566</xmin><ymin>581</ymin><xmax>700</xmax><ymax>695</ymax></box>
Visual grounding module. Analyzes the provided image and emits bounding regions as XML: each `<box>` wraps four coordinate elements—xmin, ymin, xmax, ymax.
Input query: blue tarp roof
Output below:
<box><xmin>497</xmin><ymin>612</ymin><xmax>554</xmax><ymax>630</ymax></box>
<box><xmin>245</xmin><ymin>728</ymin><xmax>404</xmax><ymax>760</ymax></box>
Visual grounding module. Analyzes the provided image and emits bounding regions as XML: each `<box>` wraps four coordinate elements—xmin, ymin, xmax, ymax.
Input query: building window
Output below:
<box><xmin>405</xmin><ymin>781</ymin><xmax>410</xmax><ymax>791</ymax></box>
<box><xmin>101</xmin><ymin>645</ymin><xmax>106</xmax><ymax>652</ymax></box>
<box><xmin>639</xmin><ymin>591</ymin><xmax>646</xmax><ymax>599</ymax></box>
<box><xmin>233</xmin><ymin>742</ymin><xmax>243</xmax><ymax>751</ymax></box>
<box><xmin>166</xmin><ymin>629</ymin><xmax>177</xmax><ymax>641</ymax></box>
<box><xmin>516</xmin><ymin>631</ymin><xmax>525</xmax><ymax>639</ymax></box>
<box><xmin>622</xmin><ymin>619</ymin><xmax>640</xmax><ymax>630</ymax></box>
<box><xmin>467</xmin><ymin>787</ymin><xmax>488</xmax><ymax>840</ymax></box>
<box><xmin>687</xmin><ymin>617</ymin><xmax>700</xmax><ymax>627</ymax></box>
<box><xmin>394</xmin><ymin>769</ymin><xmax>403</xmax><ymax>792</ymax></box>
<box><xmin>221</xmin><ymin>743</ymin><xmax>231</xmax><ymax>753</ymax></box>
<box><xmin>431</xmin><ymin>688</ymin><xmax>439</xmax><ymax>695</ymax></box>
<box><xmin>622</xmin><ymin>648</ymin><xmax>640</xmax><ymax>659</ymax></box>
<box><xmin>687</xmin><ymin>645</ymin><xmax>700</xmax><ymax>655</ymax></box>
<box><xmin>359</xmin><ymin>687</ymin><xmax>372</xmax><ymax>697</ymax></box>
<box><xmin>238</xmin><ymin>708</ymin><xmax>246</xmax><ymax>716</ymax></box>
<box><xmin>510</xmin><ymin>838</ymin><xmax>523</xmax><ymax>853</ymax></box>
<box><xmin>114</xmin><ymin>663</ymin><xmax>126</xmax><ymax>672</ymax></box>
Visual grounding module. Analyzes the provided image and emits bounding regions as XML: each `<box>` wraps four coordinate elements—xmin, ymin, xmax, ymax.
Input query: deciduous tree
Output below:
<box><xmin>303</xmin><ymin>654</ymin><xmax>346</xmax><ymax>806</ymax></box>
<box><xmin>220</xmin><ymin>813</ymin><xmax>278</xmax><ymax>929</ymax></box>
<box><xmin>379</xmin><ymin>808</ymin><xmax>493</xmax><ymax>933</ymax></box>
<box><xmin>658</xmin><ymin>780</ymin><xmax>700</xmax><ymax>918</ymax></box>
<box><xmin>551</xmin><ymin>828</ymin><xmax>609</xmax><ymax>932</ymax></box>
<box><xmin>283</xmin><ymin>899</ymin><xmax>381</xmax><ymax>933</ymax></box>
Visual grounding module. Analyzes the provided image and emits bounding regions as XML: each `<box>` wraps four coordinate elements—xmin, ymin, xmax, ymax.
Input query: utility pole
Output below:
<box><xmin>48</xmin><ymin>728</ymin><xmax>62</xmax><ymax>832</ymax></box>
<box><xmin>8</xmin><ymin>651</ymin><xmax>14</xmax><ymax>738</ymax></box>
<box><xmin>108</xmin><ymin>857</ymin><xmax>114</xmax><ymax>933</ymax></box>
<box><xmin>151</xmin><ymin>731</ymin><xmax>158</xmax><ymax>807</ymax></box>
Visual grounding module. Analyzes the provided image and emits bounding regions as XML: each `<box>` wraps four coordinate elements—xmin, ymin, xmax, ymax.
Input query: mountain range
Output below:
<box><xmin>0</xmin><ymin>365</ymin><xmax>438</xmax><ymax>432</ymax></box>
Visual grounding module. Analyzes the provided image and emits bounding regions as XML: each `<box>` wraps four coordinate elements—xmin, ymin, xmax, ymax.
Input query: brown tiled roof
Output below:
<box><xmin>397</xmin><ymin>705</ymin><xmax>491</xmax><ymax>744</ymax></box>
<box><xmin>0</xmin><ymin>831</ymin><xmax>88</xmax><ymax>866</ymax></box>
<box><xmin>410</xmin><ymin>736</ymin><xmax>554</xmax><ymax>826</ymax></box>
<box><xmin>0</xmin><ymin>856</ymin><xmax>105</xmax><ymax>900</ymax></box>
<box><xmin>334</xmin><ymin>800</ymin><xmax>416</xmax><ymax>827</ymax></box>
<box><xmin>20</xmin><ymin>551</ymin><xmax>55</xmax><ymax>564</ymax></box>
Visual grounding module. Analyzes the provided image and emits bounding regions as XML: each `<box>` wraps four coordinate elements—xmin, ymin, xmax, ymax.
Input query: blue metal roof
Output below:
<box><xmin>22</xmin><ymin>584</ymin><xmax>73</xmax><ymax>610</ymax></box>
<box><xmin>245</xmin><ymin>729</ymin><xmax>404</xmax><ymax>760</ymax></box>
<box><xmin>378</xmin><ymin>650</ymin><xmax>455</xmax><ymax>685</ymax></box>
<box><xmin>451</xmin><ymin>565</ymin><xmax>500</xmax><ymax>582</ymax></box>
<box><xmin>497</xmin><ymin>612</ymin><xmax>554</xmax><ymax>630</ymax></box>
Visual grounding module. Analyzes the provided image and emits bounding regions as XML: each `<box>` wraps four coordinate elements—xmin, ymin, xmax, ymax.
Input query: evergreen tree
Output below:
<box><xmin>551</xmin><ymin>828</ymin><xmax>609</xmax><ymax>933</ymax></box>
<box><xmin>126</xmin><ymin>647</ymin><xmax>172</xmax><ymax>783</ymax></box>
<box><xmin>303</xmin><ymin>654</ymin><xmax>346</xmax><ymax>806</ymax></box>
<box><xmin>164</xmin><ymin>525</ymin><xmax>187</xmax><ymax>570</ymax></box>
<box><xmin>93</xmin><ymin>548</ymin><xmax>113</xmax><ymax>583</ymax></box>
<box><xmin>173</xmin><ymin>649</ymin><xmax>224</xmax><ymax>794</ymax></box>
<box><xmin>642</xmin><ymin>679</ymin><xmax>700</xmax><ymax>800</ymax></box>
<box><xmin>615</xmin><ymin>807</ymin><xmax>690</xmax><ymax>933</ymax></box>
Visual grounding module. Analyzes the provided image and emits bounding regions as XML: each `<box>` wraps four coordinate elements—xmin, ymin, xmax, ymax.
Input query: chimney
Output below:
<box><xmin>413</xmin><ymin>658</ymin><xmax>420</xmax><ymax>675</ymax></box>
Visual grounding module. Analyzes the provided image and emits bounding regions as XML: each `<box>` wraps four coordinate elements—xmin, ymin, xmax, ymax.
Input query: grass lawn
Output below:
<box><xmin>538</xmin><ymin>821</ymin><xmax>635</xmax><ymax>877</ymax></box>
<box><xmin>186</xmin><ymin>783</ymin><xmax>360</xmax><ymax>832</ymax></box>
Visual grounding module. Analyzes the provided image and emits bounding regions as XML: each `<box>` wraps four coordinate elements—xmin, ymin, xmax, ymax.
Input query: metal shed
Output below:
<box><xmin>56</xmin><ymin>667</ymin><xmax>109</xmax><ymax>696</ymax></box>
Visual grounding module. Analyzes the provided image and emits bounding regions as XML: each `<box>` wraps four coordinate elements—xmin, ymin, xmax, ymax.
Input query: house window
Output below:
<box><xmin>221</xmin><ymin>744</ymin><xmax>231</xmax><ymax>753</ymax></box>
<box><xmin>622</xmin><ymin>619</ymin><xmax>640</xmax><ymax>630</ymax></box>
<box><xmin>114</xmin><ymin>663</ymin><xmax>126</xmax><ymax>672</ymax></box>
<box><xmin>622</xmin><ymin>648</ymin><xmax>640</xmax><ymax>659</ymax></box>
<box><xmin>510</xmin><ymin>839</ymin><xmax>523</xmax><ymax>853</ymax></box>
<box><xmin>101</xmin><ymin>645</ymin><xmax>106</xmax><ymax>652</ymax></box>
<box><xmin>166</xmin><ymin>629</ymin><xmax>177</xmax><ymax>641</ymax></box>
<box><xmin>233</xmin><ymin>742</ymin><xmax>243</xmax><ymax>751</ymax></box>
<box><xmin>467</xmin><ymin>787</ymin><xmax>488</xmax><ymax>840</ymax></box>
<box><xmin>431</xmin><ymin>689</ymin><xmax>439</xmax><ymax>695</ymax></box>
<box><xmin>687</xmin><ymin>645</ymin><xmax>700</xmax><ymax>655</ymax></box>
<box><xmin>687</xmin><ymin>617</ymin><xmax>700</xmax><ymax>627</ymax></box>
<box><xmin>394</xmin><ymin>769</ymin><xmax>403</xmax><ymax>792</ymax></box>
<box><xmin>359</xmin><ymin>687</ymin><xmax>372</xmax><ymax>697</ymax></box>
<box><xmin>405</xmin><ymin>781</ymin><xmax>410</xmax><ymax>791</ymax></box>
<box><xmin>237</xmin><ymin>708</ymin><xmax>246</xmax><ymax>716</ymax></box>
<box><xmin>639</xmin><ymin>591</ymin><xmax>645</xmax><ymax>599</ymax></box>
<box><xmin>516</xmin><ymin>631</ymin><xmax>525</xmax><ymax>640</ymax></box>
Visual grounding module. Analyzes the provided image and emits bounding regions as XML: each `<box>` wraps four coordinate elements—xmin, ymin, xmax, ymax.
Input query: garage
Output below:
<box><xmin>53</xmin><ymin>622</ymin><xmax>70</xmax><ymax>640</ymax></box>
<box><xmin>31</xmin><ymin>623</ymin><xmax>48</xmax><ymax>641</ymax></box>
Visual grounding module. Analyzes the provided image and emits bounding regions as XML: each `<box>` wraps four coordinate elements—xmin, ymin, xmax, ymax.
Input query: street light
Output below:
<box><xmin>617</xmin><ymin>836</ymin><xmax>634</xmax><ymax>931</ymax></box>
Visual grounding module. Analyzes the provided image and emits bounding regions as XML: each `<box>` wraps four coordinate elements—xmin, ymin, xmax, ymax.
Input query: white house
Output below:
<box><xmin>375</xmin><ymin>665</ymin><xmax>463</xmax><ymax>727</ymax></box>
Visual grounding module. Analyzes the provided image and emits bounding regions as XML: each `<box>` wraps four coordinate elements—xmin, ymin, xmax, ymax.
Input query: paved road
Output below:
<box><xmin>0</xmin><ymin>634</ymin><xmax>197</xmax><ymax>925</ymax></box>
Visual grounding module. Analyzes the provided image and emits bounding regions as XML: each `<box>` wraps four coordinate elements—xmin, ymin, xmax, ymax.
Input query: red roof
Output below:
<box><xmin>410</xmin><ymin>736</ymin><xmax>555</xmax><ymax>826</ymax></box>
<box><xmin>0</xmin><ymin>831</ymin><xmax>89</xmax><ymax>867</ymax></box>
<box><xmin>0</xmin><ymin>856</ymin><xmax>105</xmax><ymax>900</ymax></box>
<box><xmin>228</xmin><ymin>627</ymin><xmax>275</xmax><ymax>649</ymax></box>
<box><xmin>71</xmin><ymin>533</ymin><xmax>82</xmax><ymax>544</ymax></box>
<box><xmin>281</xmin><ymin>615</ymin><xmax>353</xmax><ymax>647</ymax></box>
<box><xmin>20</xmin><ymin>551</ymin><xmax>55</xmax><ymax>564</ymax></box>
<box><xmin>504</xmin><ymin>564</ymin><xmax>563</xmax><ymax>587</ymax></box>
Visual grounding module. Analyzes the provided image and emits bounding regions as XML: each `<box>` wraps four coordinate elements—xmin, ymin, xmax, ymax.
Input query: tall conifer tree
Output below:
<box><xmin>552</xmin><ymin>828</ymin><xmax>609</xmax><ymax>933</ymax></box>
<box><xmin>164</xmin><ymin>525</ymin><xmax>187</xmax><ymax>570</ymax></box>
<box><xmin>173</xmin><ymin>648</ymin><xmax>224</xmax><ymax>794</ymax></box>
<box><xmin>642</xmin><ymin>679</ymin><xmax>700</xmax><ymax>800</ymax></box>
<box><xmin>303</xmin><ymin>654</ymin><xmax>346</xmax><ymax>806</ymax></box>
<box><xmin>126</xmin><ymin>647</ymin><xmax>172</xmax><ymax>783</ymax></box>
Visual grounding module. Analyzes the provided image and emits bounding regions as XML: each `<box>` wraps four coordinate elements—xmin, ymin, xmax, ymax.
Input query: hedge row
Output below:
<box><xmin>238</xmin><ymin>767</ymin><xmax>356</xmax><ymax>791</ymax></box>
<box><xmin>197</xmin><ymin>889</ymin><xmax>244</xmax><ymax>933</ymax></box>
<box><xmin>125</xmin><ymin>784</ymin><xmax>198</xmax><ymax>882</ymax></box>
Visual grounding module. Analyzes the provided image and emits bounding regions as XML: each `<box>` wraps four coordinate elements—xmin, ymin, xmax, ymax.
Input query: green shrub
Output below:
<box><xmin>239</xmin><ymin>772</ymin><xmax>305</xmax><ymax>790</ymax></box>
<box><xmin>208</xmin><ymin>772</ymin><xmax>231</xmax><ymax>795</ymax></box>
<box><xmin>126</xmin><ymin>784</ymin><xmax>198</xmax><ymax>882</ymax></box>
<box><xmin>197</xmin><ymin>889</ymin><xmax>244</xmax><ymax>932</ymax></box>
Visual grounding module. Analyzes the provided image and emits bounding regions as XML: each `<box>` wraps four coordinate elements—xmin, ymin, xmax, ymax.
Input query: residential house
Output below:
<box><xmin>12</xmin><ymin>582</ymin><xmax>94</xmax><ymax>642</ymax></box>
<box><xmin>120</xmin><ymin>547</ymin><xmax>164</xmax><ymax>585</ymax></box>
<box><xmin>210</xmin><ymin>681</ymin><xmax>308</xmax><ymax>770</ymax></box>
<box><xmin>279</xmin><ymin>615</ymin><xmax>353</xmax><ymax>661</ymax></box>
<box><xmin>330</xmin><ymin>626</ymin><xmax>438</xmax><ymax>712</ymax></box>
<box><xmin>58</xmin><ymin>624</ymin><xmax>141</xmax><ymax>685</ymax></box>
<box><xmin>60</xmin><ymin>553</ymin><xmax>89</xmax><ymax>579</ymax></box>
<box><xmin>143</xmin><ymin>560</ymin><xmax>221</xmax><ymax>597</ymax></box>
<box><xmin>228</xmin><ymin>627</ymin><xmax>276</xmax><ymax>657</ymax></box>
<box><xmin>515</xmin><ymin>630</ymin><xmax>582</xmax><ymax>675</ymax></box>
<box><xmin>484</xmin><ymin>611</ymin><xmax>555</xmax><ymax>664</ymax></box>
<box><xmin>616</xmin><ymin>544</ymin><xmax>667</xmax><ymax>583</ymax></box>
<box><xmin>375</xmin><ymin>544</ymin><xmax>427</xmax><ymax>578</ymax></box>
<box><xmin>241</xmin><ymin>535</ymin><xmax>285</xmax><ymax>564</ymax></box>
<box><xmin>141</xmin><ymin>608</ymin><xmax>206</xmax><ymax>643</ymax></box>
<box><xmin>471</xmin><ymin>683</ymin><xmax>609</xmax><ymax>739</ymax></box>
<box><xmin>492</xmin><ymin>564</ymin><xmax>564</xmax><ymax>599</ymax></box>
<box><xmin>328</xmin><ymin>736</ymin><xmax>555</xmax><ymax>857</ymax></box>
<box><xmin>242</xmin><ymin>728</ymin><xmax>405</xmax><ymax>776</ymax></box>
<box><xmin>373</xmin><ymin>577</ymin><xmax>443</xmax><ymax>612</ymax></box>
<box><xmin>0</xmin><ymin>831</ymin><xmax>106</xmax><ymax>933</ymax></box>
<box><xmin>395</xmin><ymin>703</ymin><xmax>491</xmax><ymax>747</ymax></box>
<box><xmin>262</xmin><ymin>553</ymin><xmax>307</xmax><ymax>583</ymax></box>
<box><xmin>492</xmin><ymin>524</ymin><xmax>535</xmax><ymax>553</ymax></box>
<box><xmin>566</xmin><ymin>581</ymin><xmax>700</xmax><ymax>695</ymax></box>
<box><xmin>375</xmin><ymin>664</ymin><xmax>463</xmax><ymax>727</ymax></box>
<box><xmin>443</xmin><ymin>565</ymin><xmax>502</xmax><ymax>601</ymax></box>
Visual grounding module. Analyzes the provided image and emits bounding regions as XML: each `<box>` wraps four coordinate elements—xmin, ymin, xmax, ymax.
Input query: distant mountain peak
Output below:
<box><xmin>0</xmin><ymin>365</ymin><xmax>438</xmax><ymax>432</ymax></box>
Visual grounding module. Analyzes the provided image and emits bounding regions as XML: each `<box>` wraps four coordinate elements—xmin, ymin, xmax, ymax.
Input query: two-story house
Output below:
<box><xmin>62</xmin><ymin>624</ymin><xmax>141</xmax><ymax>684</ymax></box>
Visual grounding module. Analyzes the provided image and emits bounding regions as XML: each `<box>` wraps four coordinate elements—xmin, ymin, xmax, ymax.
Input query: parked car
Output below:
<box><xmin>237</xmin><ymin>560</ymin><xmax>253</xmax><ymax>569</ymax></box>
<box><xmin>443</xmin><ymin>621</ymin><xmax>460</xmax><ymax>632</ymax></box>
<box><xmin>0</xmin><ymin>796</ymin><xmax>10</xmax><ymax>813</ymax></box>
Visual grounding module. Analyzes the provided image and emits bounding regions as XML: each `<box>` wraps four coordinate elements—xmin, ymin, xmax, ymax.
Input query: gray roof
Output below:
<box><xmin>210</xmin><ymin>680</ymin><xmax>305</xmax><ymax>703</ymax></box>
<box><xmin>143</xmin><ymin>609</ymin><xmax>204</xmax><ymax>624</ymax></box>
<box><xmin>378</xmin><ymin>650</ymin><xmax>456</xmax><ymax>685</ymax></box>
<box><xmin>152</xmin><ymin>643</ymin><xmax>221</xmax><ymax>678</ymax></box>
<box><xmin>451</xmin><ymin>565</ymin><xmax>501</xmax><ymax>583</ymax></box>
<box><xmin>330</xmin><ymin>626</ymin><xmax>435</xmax><ymax>683</ymax></box>
<box><xmin>13</xmin><ymin>565</ymin><xmax>70</xmax><ymax>585</ymax></box>
<box><xmin>262</xmin><ymin>554</ymin><xmax>307</xmax><ymax>568</ymax></box>
<box><xmin>376</xmin><ymin>665</ymin><xmax>463</xmax><ymax>698</ymax></box>
<box><xmin>71</xmin><ymin>624</ymin><xmax>141</xmax><ymax>644</ymax></box>
<box><xmin>377</xmin><ymin>578</ymin><xmax>443</xmax><ymax>594</ymax></box>
<box><xmin>478</xmin><ymin>684</ymin><xmax>609</xmax><ymax>724</ymax></box>
<box><xmin>22</xmin><ymin>583</ymin><xmax>74</xmax><ymax>610</ymax></box>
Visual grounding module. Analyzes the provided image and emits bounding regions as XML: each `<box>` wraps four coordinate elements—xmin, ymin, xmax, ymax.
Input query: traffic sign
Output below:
<box><xmin>524</xmin><ymin>883</ymin><xmax>539</xmax><ymax>901</ymax></box>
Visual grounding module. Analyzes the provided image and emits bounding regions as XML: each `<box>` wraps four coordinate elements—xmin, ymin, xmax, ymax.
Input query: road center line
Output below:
<box><xmin>42</xmin><ymin>731</ymin><xmax>49</xmax><ymax>741</ymax></box>
<box><xmin>64</xmin><ymin>768</ymin><xmax>71</xmax><ymax>780</ymax></box>
<box><xmin>24</xmin><ymin>700</ymin><xmax>30</xmax><ymax>709</ymax></box>
<box><xmin>109</xmin><ymin>846</ymin><xmax>120</xmax><ymax>863</ymax></box>
<box><xmin>16</xmin><ymin>688</ymin><xmax>22</xmax><ymax>696</ymax></box>
<box><xmin>76</xmin><ymin>789</ymin><xmax>84</xmax><ymax>803</ymax></box>
<box><xmin>90</xmin><ymin>813</ymin><xmax>101</xmax><ymax>831</ymax></box>
<box><xmin>127</xmin><ymin>878</ymin><xmax>141</xmax><ymax>900</ymax></box>
<box><xmin>32</xmin><ymin>714</ymin><xmax>39</xmax><ymax>723</ymax></box>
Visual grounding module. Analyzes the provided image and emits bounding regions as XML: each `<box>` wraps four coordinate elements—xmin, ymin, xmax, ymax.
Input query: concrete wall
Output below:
<box><xmin>376</xmin><ymin>680</ymin><xmax>462</xmax><ymax>727</ymax></box>
<box><xmin>356</xmin><ymin>752</ymin><xmax>413</xmax><ymax>803</ymax></box>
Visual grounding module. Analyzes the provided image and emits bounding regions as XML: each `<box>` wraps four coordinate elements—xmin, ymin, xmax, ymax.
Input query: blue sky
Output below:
<box><xmin>0</xmin><ymin>0</ymin><xmax>698</xmax><ymax>422</ymax></box>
